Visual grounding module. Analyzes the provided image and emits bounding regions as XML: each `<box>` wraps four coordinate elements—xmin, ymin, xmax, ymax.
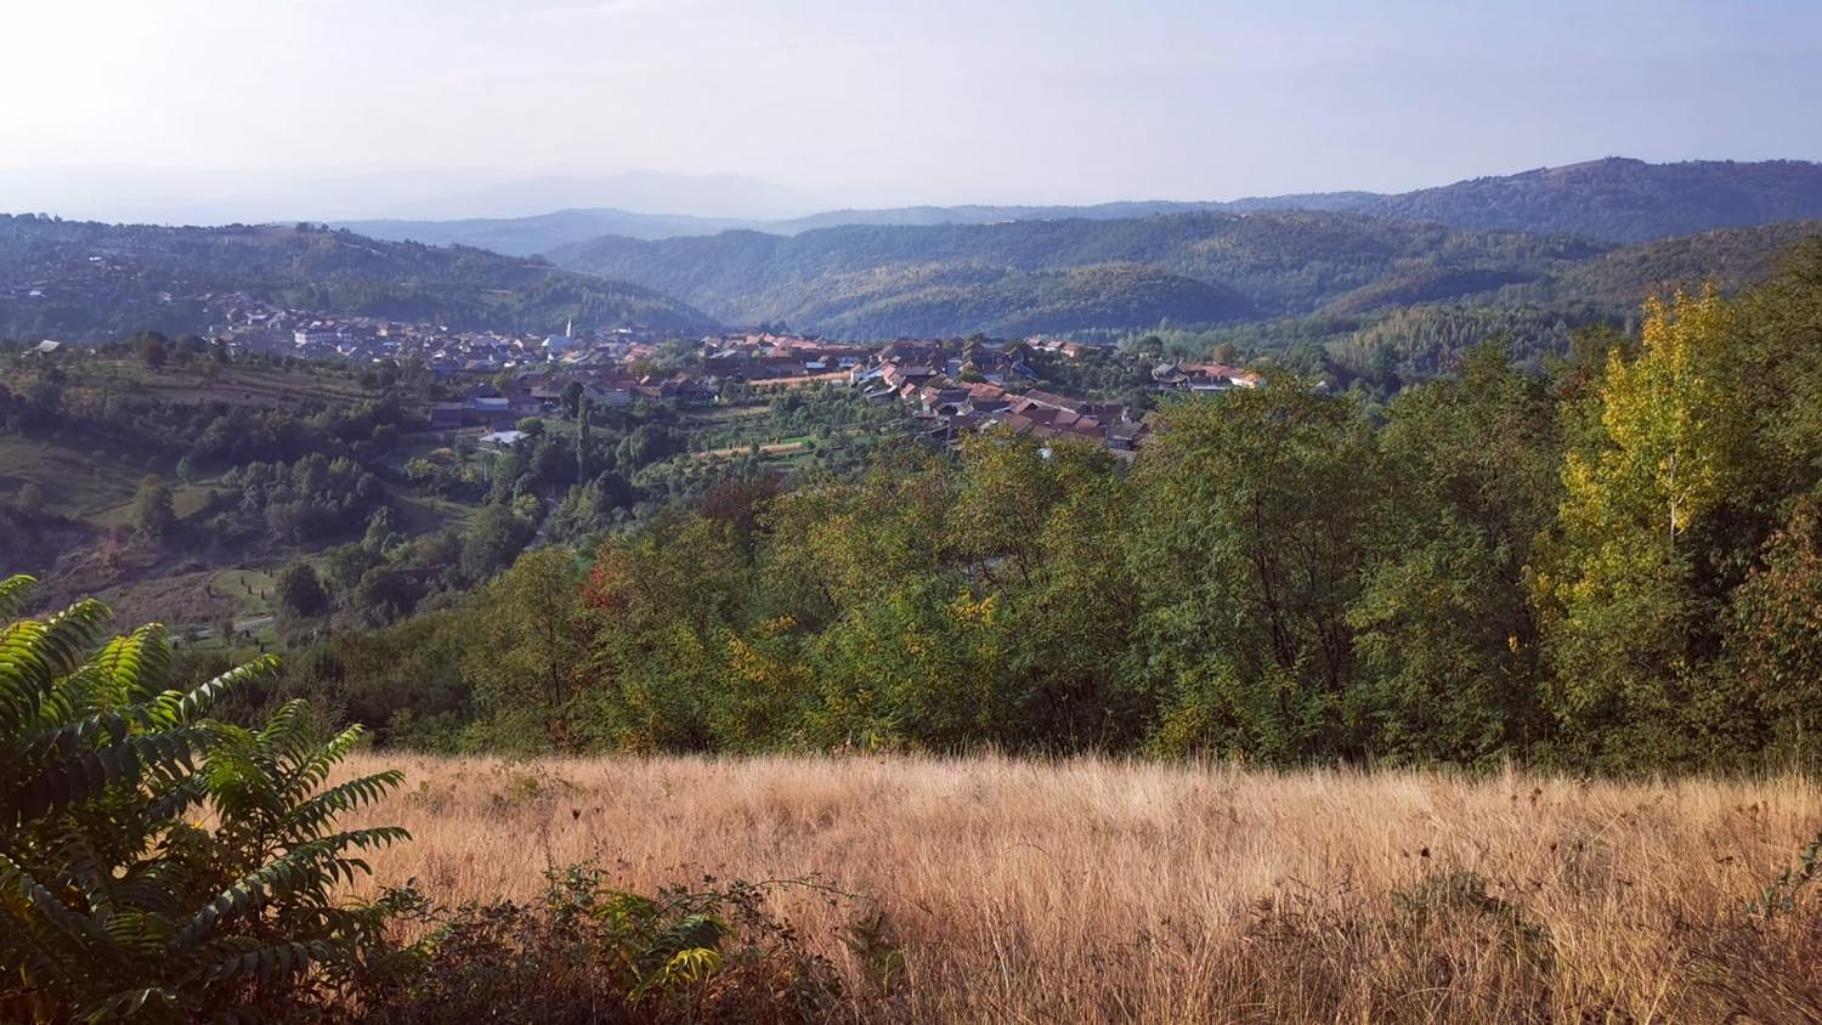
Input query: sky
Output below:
<box><xmin>3</xmin><ymin>0</ymin><xmax>1820</xmax><ymax>222</ymax></box>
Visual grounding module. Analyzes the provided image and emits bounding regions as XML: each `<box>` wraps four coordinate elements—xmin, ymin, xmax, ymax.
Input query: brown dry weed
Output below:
<box><xmin>333</xmin><ymin>752</ymin><xmax>1822</xmax><ymax>1023</ymax></box>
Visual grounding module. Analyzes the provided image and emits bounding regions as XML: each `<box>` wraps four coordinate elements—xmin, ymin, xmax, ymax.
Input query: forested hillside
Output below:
<box><xmin>0</xmin><ymin>215</ymin><xmax>716</xmax><ymax>339</ymax></box>
<box><xmin>1355</xmin><ymin>158</ymin><xmax>1822</xmax><ymax>242</ymax></box>
<box><xmin>550</xmin><ymin>212</ymin><xmax>1606</xmax><ymax>335</ymax></box>
<box><xmin>1549</xmin><ymin>219</ymin><xmax>1822</xmax><ymax>305</ymax></box>
<box><xmin>793</xmin><ymin>158</ymin><xmax>1822</xmax><ymax>243</ymax></box>
<box><xmin>552</xmin><ymin>207</ymin><xmax>1822</xmax><ymax>339</ymax></box>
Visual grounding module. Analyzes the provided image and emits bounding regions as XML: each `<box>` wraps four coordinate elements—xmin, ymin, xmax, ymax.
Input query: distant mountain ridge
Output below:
<box><xmin>336</xmin><ymin>209</ymin><xmax>754</xmax><ymax>255</ymax></box>
<box><xmin>1352</xmin><ymin>157</ymin><xmax>1822</xmax><ymax>242</ymax></box>
<box><xmin>338</xmin><ymin>157</ymin><xmax>1822</xmax><ymax>256</ymax></box>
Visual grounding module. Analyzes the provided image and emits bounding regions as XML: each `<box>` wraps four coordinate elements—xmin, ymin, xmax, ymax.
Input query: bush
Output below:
<box><xmin>347</xmin><ymin>867</ymin><xmax>858</xmax><ymax>1025</ymax></box>
<box><xmin>0</xmin><ymin>574</ymin><xmax>408</xmax><ymax>1022</ymax></box>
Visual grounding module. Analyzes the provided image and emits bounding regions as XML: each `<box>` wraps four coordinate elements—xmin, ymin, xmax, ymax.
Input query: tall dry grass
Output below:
<box><xmin>333</xmin><ymin>752</ymin><xmax>1822</xmax><ymax>1023</ymax></box>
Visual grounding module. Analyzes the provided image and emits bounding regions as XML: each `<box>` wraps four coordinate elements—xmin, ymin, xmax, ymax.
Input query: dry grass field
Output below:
<box><xmin>333</xmin><ymin>752</ymin><xmax>1822</xmax><ymax>1024</ymax></box>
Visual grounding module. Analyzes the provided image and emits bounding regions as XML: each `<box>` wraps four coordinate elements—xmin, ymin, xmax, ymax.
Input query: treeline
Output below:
<box><xmin>239</xmin><ymin>245</ymin><xmax>1822</xmax><ymax>769</ymax></box>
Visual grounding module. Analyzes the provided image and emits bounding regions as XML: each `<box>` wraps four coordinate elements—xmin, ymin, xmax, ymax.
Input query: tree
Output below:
<box><xmin>1535</xmin><ymin>289</ymin><xmax>1752</xmax><ymax>763</ymax></box>
<box><xmin>1131</xmin><ymin>384</ymin><xmax>1377</xmax><ymax>760</ymax></box>
<box><xmin>1348</xmin><ymin>347</ymin><xmax>1557</xmax><ymax>762</ymax></box>
<box><xmin>276</xmin><ymin>561</ymin><xmax>331</xmax><ymax>619</ymax></box>
<box><xmin>1727</xmin><ymin>493</ymin><xmax>1822</xmax><ymax>761</ymax></box>
<box><xmin>134</xmin><ymin>474</ymin><xmax>176</xmax><ymax>540</ymax></box>
<box><xmin>464</xmin><ymin>548</ymin><xmax>593</xmax><ymax>750</ymax></box>
<box><xmin>576</xmin><ymin>400</ymin><xmax>593</xmax><ymax>481</ymax></box>
<box><xmin>137</xmin><ymin>332</ymin><xmax>169</xmax><ymax>369</ymax></box>
<box><xmin>461</xmin><ymin>502</ymin><xmax>534</xmax><ymax>583</ymax></box>
<box><xmin>362</xmin><ymin>506</ymin><xmax>402</xmax><ymax>554</ymax></box>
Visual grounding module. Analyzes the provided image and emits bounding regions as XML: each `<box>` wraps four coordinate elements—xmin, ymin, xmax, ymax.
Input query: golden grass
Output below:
<box><xmin>333</xmin><ymin>752</ymin><xmax>1822</xmax><ymax>1023</ymax></box>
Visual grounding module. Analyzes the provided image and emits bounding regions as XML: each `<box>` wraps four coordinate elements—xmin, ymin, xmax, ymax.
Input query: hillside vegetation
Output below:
<box><xmin>811</xmin><ymin>158</ymin><xmax>1822</xmax><ymax>244</ymax></box>
<box><xmin>551</xmin><ymin>211</ymin><xmax>1611</xmax><ymax>336</ymax></box>
<box><xmin>0</xmin><ymin>215</ymin><xmax>716</xmax><ymax>339</ymax></box>
<box><xmin>1548</xmin><ymin>218</ymin><xmax>1822</xmax><ymax>305</ymax></box>
<box><xmin>528</xmin><ymin>157</ymin><xmax>1822</xmax><ymax>339</ymax></box>
<box><xmin>1356</xmin><ymin>157</ymin><xmax>1822</xmax><ymax>242</ymax></box>
<box><xmin>554</xmin><ymin>208</ymin><xmax>1822</xmax><ymax>339</ymax></box>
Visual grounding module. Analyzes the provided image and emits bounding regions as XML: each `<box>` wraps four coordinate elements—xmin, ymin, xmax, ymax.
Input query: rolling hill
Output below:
<box><xmin>330</xmin><ymin>158</ymin><xmax>1822</xmax><ymax>257</ymax></box>
<box><xmin>548</xmin><ymin>211</ymin><xmax>1609</xmax><ymax>337</ymax></box>
<box><xmin>769</xmin><ymin>160</ymin><xmax>1822</xmax><ymax>244</ymax></box>
<box><xmin>0</xmin><ymin>215</ymin><xmax>716</xmax><ymax>340</ymax></box>
<box><xmin>1548</xmin><ymin>219</ymin><xmax>1822</xmax><ymax>305</ymax></box>
<box><xmin>547</xmin><ymin>202</ymin><xmax>1822</xmax><ymax>338</ymax></box>
<box><xmin>1353</xmin><ymin>158</ymin><xmax>1822</xmax><ymax>243</ymax></box>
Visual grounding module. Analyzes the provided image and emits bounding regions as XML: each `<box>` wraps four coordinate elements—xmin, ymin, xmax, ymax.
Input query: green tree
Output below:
<box><xmin>1727</xmin><ymin>493</ymin><xmax>1822</xmax><ymax>762</ymax></box>
<box><xmin>1132</xmin><ymin>384</ymin><xmax>1377</xmax><ymax>760</ymax></box>
<box><xmin>362</xmin><ymin>506</ymin><xmax>402</xmax><ymax>554</ymax></box>
<box><xmin>276</xmin><ymin>561</ymin><xmax>331</xmax><ymax>619</ymax></box>
<box><xmin>945</xmin><ymin>432</ymin><xmax>1146</xmax><ymax>748</ymax></box>
<box><xmin>580</xmin><ymin>516</ymin><xmax>756</xmax><ymax>751</ymax></box>
<box><xmin>137</xmin><ymin>332</ymin><xmax>169</xmax><ymax>369</ymax></box>
<box><xmin>1348</xmin><ymin>347</ymin><xmax>1557</xmax><ymax>762</ymax></box>
<box><xmin>464</xmin><ymin>548</ymin><xmax>593</xmax><ymax>750</ymax></box>
<box><xmin>134</xmin><ymin>475</ymin><xmax>176</xmax><ymax>540</ymax></box>
<box><xmin>460</xmin><ymin>502</ymin><xmax>534</xmax><ymax>583</ymax></box>
<box><xmin>576</xmin><ymin>400</ymin><xmax>593</xmax><ymax>481</ymax></box>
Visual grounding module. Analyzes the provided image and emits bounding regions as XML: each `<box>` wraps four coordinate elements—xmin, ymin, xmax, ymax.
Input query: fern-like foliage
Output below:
<box><xmin>0</xmin><ymin>575</ymin><xmax>409</xmax><ymax>1023</ymax></box>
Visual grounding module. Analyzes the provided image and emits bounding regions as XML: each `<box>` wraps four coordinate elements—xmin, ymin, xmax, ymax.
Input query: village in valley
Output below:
<box><xmin>170</xmin><ymin>293</ymin><xmax>1265</xmax><ymax>458</ymax></box>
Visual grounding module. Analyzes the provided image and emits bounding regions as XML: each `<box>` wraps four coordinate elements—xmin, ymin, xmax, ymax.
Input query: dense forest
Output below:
<box><xmin>551</xmin><ymin>209</ymin><xmax>1817</xmax><ymax>340</ymax></box>
<box><xmin>220</xmin><ymin>241</ymin><xmax>1822</xmax><ymax>772</ymax></box>
<box><xmin>769</xmin><ymin>157</ymin><xmax>1822</xmax><ymax>243</ymax></box>
<box><xmin>0</xmin><ymin>216</ymin><xmax>715</xmax><ymax>339</ymax></box>
<box><xmin>1354</xmin><ymin>157</ymin><xmax>1822</xmax><ymax>242</ymax></box>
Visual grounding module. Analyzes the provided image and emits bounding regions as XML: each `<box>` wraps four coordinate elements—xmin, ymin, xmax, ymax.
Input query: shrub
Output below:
<box><xmin>0</xmin><ymin>574</ymin><xmax>408</xmax><ymax>1022</ymax></box>
<box><xmin>347</xmin><ymin>867</ymin><xmax>857</xmax><ymax>1025</ymax></box>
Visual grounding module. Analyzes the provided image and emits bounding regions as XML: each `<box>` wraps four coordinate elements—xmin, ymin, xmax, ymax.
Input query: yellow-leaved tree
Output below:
<box><xmin>1537</xmin><ymin>288</ymin><xmax>1752</xmax><ymax>763</ymax></box>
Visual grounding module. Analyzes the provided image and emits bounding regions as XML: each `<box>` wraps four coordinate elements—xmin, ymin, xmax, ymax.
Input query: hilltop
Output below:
<box><xmin>546</xmin><ymin>206</ymin><xmax>1822</xmax><ymax>339</ymax></box>
<box><xmin>543</xmin><ymin>212</ymin><xmax>1565</xmax><ymax>337</ymax></box>
<box><xmin>1352</xmin><ymin>157</ymin><xmax>1822</xmax><ymax>243</ymax></box>
<box><xmin>343</xmin><ymin>157</ymin><xmax>1822</xmax><ymax>256</ymax></box>
<box><xmin>0</xmin><ymin>215</ymin><xmax>717</xmax><ymax>340</ymax></box>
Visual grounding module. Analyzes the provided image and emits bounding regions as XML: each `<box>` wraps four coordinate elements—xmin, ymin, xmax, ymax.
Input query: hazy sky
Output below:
<box><xmin>4</xmin><ymin>0</ymin><xmax>1820</xmax><ymax>221</ymax></box>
